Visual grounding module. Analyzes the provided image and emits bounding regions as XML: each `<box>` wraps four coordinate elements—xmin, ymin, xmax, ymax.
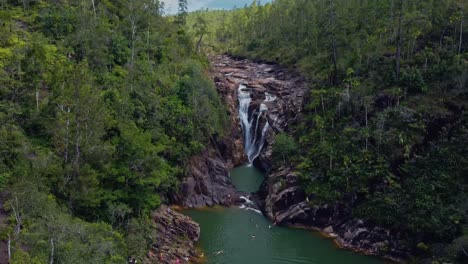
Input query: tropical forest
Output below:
<box><xmin>0</xmin><ymin>0</ymin><xmax>466</xmax><ymax>264</ymax></box>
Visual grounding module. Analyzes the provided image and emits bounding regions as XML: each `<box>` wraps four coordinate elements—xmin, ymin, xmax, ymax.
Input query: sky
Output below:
<box><xmin>162</xmin><ymin>0</ymin><xmax>272</xmax><ymax>14</ymax></box>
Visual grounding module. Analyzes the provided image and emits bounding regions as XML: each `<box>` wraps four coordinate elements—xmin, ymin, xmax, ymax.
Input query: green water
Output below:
<box><xmin>184</xmin><ymin>165</ymin><xmax>385</xmax><ymax>264</ymax></box>
<box><xmin>230</xmin><ymin>165</ymin><xmax>264</xmax><ymax>193</ymax></box>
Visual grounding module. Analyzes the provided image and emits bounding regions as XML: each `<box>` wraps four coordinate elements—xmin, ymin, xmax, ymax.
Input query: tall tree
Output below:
<box><xmin>193</xmin><ymin>15</ymin><xmax>208</xmax><ymax>53</ymax></box>
<box><xmin>395</xmin><ymin>0</ymin><xmax>403</xmax><ymax>81</ymax></box>
<box><xmin>177</xmin><ymin>0</ymin><xmax>188</xmax><ymax>26</ymax></box>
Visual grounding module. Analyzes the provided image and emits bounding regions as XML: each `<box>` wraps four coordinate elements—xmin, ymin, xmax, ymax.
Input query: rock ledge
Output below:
<box><xmin>144</xmin><ymin>206</ymin><xmax>200</xmax><ymax>264</ymax></box>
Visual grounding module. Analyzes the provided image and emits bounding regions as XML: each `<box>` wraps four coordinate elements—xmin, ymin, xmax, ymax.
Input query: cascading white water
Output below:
<box><xmin>238</xmin><ymin>84</ymin><xmax>273</xmax><ymax>163</ymax></box>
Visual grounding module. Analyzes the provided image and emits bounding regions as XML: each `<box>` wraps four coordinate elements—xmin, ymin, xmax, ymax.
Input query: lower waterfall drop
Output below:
<box><xmin>238</xmin><ymin>84</ymin><xmax>272</xmax><ymax>163</ymax></box>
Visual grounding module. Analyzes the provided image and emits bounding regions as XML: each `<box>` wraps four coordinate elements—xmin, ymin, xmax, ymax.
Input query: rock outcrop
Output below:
<box><xmin>144</xmin><ymin>206</ymin><xmax>200</xmax><ymax>264</ymax></box>
<box><xmin>211</xmin><ymin>55</ymin><xmax>308</xmax><ymax>171</ymax></box>
<box><xmin>259</xmin><ymin>167</ymin><xmax>409</xmax><ymax>262</ymax></box>
<box><xmin>174</xmin><ymin>140</ymin><xmax>243</xmax><ymax>208</ymax></box>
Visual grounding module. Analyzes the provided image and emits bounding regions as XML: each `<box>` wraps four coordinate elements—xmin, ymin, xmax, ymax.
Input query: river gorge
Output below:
<box><xmin>150</xmin><ymin>55</ymin><xmax>407</xmax><ymax>263</ymax></box>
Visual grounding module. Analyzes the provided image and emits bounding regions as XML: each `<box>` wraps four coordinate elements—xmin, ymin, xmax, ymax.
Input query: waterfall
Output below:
<box><xmin>238</xmin><ymin>84</ymin><xmax>273</xmax><ymax>163</ymax></box>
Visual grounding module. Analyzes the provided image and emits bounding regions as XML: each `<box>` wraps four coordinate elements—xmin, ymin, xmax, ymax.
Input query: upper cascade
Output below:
<box><xmin>238</xmin><ymin>84</ymin><xmax>273</xmax><ymax>163</ymax></box>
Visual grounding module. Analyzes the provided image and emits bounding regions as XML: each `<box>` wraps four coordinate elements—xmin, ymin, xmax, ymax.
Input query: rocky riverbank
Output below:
<box><xmin>174</xmin><ymin>54</ymin><xmax>409</xmax><ymax>262</ymax></box>
<box><xmin>144</xmin><ymin>206</ymin><xmax>200</xmax><ymax>264</ymax></box>
<box><xmin>258</xmin><ymin>167</ymin><xmax>408</xmax><ymax>262</ymax></box>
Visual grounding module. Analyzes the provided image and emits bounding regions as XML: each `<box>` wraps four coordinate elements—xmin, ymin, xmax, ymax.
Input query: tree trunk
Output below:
<box><xmin>365</xmin><ymin>105</ymin><xmax>368</xmax><ymax>150</ymax></box>
<box><xmin>12</xmin><ymin>196</ymin><xmax>21</xmax><ymax>234</ymax></box>
<box><xmin>130</xmin><ymin>18</ymin><xmax>137</xmax><ymax>91</ymax></box>
<box><xmin>65</xmin><ymin>109</ymin><xmax>70</xmax><ymax>164</ymax></box>
<box><xmin>329</xmin><ymin>0</ymin><xmax>338</xmax><ymax>85</ymax></box>
<box><xmin>91</xmin><ymin>0</ymin><xmax>96</xmax><ymax>17</ymax></box>
<box><xmin>131</xmin><ymin>20</ymin><xmax>136</xmax><ymax>68</ymax></box>
<box><xmin>36</xmin><ymin>88</ymin><xmax>39</xmax><ymax>111</ymax></box>
<box><xmin>320</xmin><ymin>93</ymin><xmax>325</xmax><ymax>113</ymax></box>
<box><xmin>7</xmin><ymin>234</ymin><xmax>11</xmax><ymax>261</ymax></box>
<box><xmin>390</xmin><ymin>0</ymin><xmax>395</xmax><ymax>42</ymax></box>
<box><xmin>58</xmin><ymin>103</ymin><xmax>70</xmax><ymax>164</ymax></box>
<box><xmin>331</xmin><ymin>37</ymin><xmax>338</xmax><ymax>84</ymax></box>
<box><xmin>365</xmin><ymin>106</ymin><xmax>368</xmax><ymax>128</ymax></box>
<box><xmin>74</xmin><ymin>85</ymin><xmax>81</xmax><ymax>177</ymax></box>
<box><xmin>147</xmin><ymin>24</ymin><xmax>151</xmax><ymax>64</ymax></box>
<box><xmin>74</xmin><ymin>114</ymin><xmax>80</xmax><ymax>171</ymax></box>
<box><xmin>50</xmin><ymin>238</ymin><xmax>54</xmax><ymax>264</ymax></box>
<box><xmin>459</xmin><ymin>12</ymin><xmax>463</xmax><ymax>55</ymax></box>
<box><xmin>395</xmin><ymin>0</ymin><xmax>403</xmax><ymax>81</ymax></box>
<box><xmin>196</xmin><ymin>33</ymin><xmax>204</xmax><ymax>54</ymax></box>
<box><xmin>440</xmin><ymin>28</ymin><xmax>446</xmax><ymax>48</ymax></box>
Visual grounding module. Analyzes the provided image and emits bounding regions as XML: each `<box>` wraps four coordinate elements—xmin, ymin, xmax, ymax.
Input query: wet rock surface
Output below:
<box><xmin>144</xmin><ymin>206</ymin><xmax>200</xmax><ymax>264</ymax></box>
<box><xmin>211</xmin><ymin>54</ymin><xmax>308</xmax><ymax>171</ymax></box>
<box><xmin>175</xmin><ymin>54</ymin><xmax>307</xmax><ymax>208</ymax></box>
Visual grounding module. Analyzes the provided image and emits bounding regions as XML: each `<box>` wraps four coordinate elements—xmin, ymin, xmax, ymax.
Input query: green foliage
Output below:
<box><xmin>6</xmin><ymin>179</ymin><xmax>127</xmax><ymax>263</ymax></box>
<box><xmin>193</xmin><ymin>0</ymin><xmax>468</xmax><ymax>258</ymax></box>
<box><xmin>400</xmin><ymin>67</ymin><xmax>427</xmax><ymax>93</ymax></box>
<box><xmin>272</xmin><ymin>133</ymin><xmax>298</xmax><ymax>166</ymax></box>
<box><xmin>125</xmin><ymin>217</ymin><xmax>154</xmax><ymax>263</ymax></box>
<box><xmin>10</xmin><ymin>250</ymin><xmax>42</xmax><ymax>264</ymax></box>
<box><xmin>0</xmin><ymin>0</ymin><xmax>227</xmax><ymax>261</ymax></box>
<box><xmin>442</xmin><ymin>235</ymin><xmax>468</xmax><ymax>263</ymax></box>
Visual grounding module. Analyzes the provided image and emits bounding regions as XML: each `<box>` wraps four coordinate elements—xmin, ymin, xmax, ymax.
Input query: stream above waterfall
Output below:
<box><xmin>184</xmin><ymin>165</ymin><xmax>386</xmax><ymax>264</ymax></box>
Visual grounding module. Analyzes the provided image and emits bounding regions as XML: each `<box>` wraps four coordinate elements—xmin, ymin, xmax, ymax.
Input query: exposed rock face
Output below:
<box><xmin>175</xmin><ymin>141</ymin><xmax>243</xmax><ymax>208</ymax></box>
<box><xmin>211</xmin><ymin>55</ymin><xmax>308</xmax><ymax>171</ymax></box>
<box><xmin>259</xmin><ymin>167</ymin><xmax>409</xmax><ymax>262</ymax></box>
<box><xmin>176</xmin><ymin>54</ymin><xmax>307</xmax><ymax>208</ymax></box>
<box><xmin>178</xmin><ymin>54</ymin><xmax>409</xmax><ymax>261</ymax></box>
<box><xmin>144</xmin><ymin>206</ymin><xmax>200</xmax><ymax>264</ymax></box>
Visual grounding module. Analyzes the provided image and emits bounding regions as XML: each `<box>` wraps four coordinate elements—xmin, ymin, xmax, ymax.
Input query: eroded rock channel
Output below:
<box><xmin>152</xmin><ymin>55</ymin><xmax>402</xmax><ymax>263</ymax></box>
<box><xmin>172</xmin><ymin>54</ymin><xmax>307</xmax><ymax>209</ymax></box>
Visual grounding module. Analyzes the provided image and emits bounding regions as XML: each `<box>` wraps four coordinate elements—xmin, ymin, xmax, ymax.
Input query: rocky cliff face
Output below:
<box><xmin>177</xmin><ymin>54</ymin><xmax>408</xmax><ymax>261</ymax></box>
<box><xmin>144</xmin><ymin>206</ymin><xmax>200</xmax><ymax>264</ymax></box>
<box><xmin>259</xmin><ymin>167</ymin><xmax>408</xmax><ymax>261</ymax></box>
<box><xmin>211</xmin><ymin>55</ymin><xmax>308</xmax><ymax>169</ymax></box>
<box><xmin>175</xmin><ymin>54</ymin><xmax>307</xmax><ymax>208</ymax></box>
<box><xmin>174</xmin><ymin>139</ymin><xmax>243</xmax><ymax>208</ymax></box>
